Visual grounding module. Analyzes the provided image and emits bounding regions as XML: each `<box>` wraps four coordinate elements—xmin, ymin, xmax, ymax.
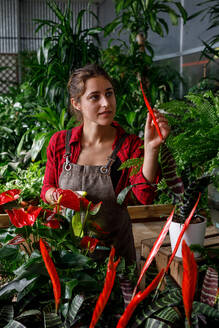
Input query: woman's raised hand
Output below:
<box><xmin>144</xmin><ymin>110</ymin><xmax>170</xmax><ymax>151</ymax></box>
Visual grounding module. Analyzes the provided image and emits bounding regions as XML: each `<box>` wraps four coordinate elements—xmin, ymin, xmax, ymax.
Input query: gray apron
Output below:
<box><xmin>58</xmin><ymin>129</ymin><xmax>136</xmax><ymax>265</ymax></box>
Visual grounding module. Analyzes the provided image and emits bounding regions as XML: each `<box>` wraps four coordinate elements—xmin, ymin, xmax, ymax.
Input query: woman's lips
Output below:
<box><xmin>98</xmin><ymin>111</ymin><xmax>112</xmax><ymax>116</ymax></box>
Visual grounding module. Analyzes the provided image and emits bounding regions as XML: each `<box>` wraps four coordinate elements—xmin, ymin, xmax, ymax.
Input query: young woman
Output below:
<box><xmin>41</xmin><ymin>64</ymin><xmax>170</xmax><ymax>265</ymax></box>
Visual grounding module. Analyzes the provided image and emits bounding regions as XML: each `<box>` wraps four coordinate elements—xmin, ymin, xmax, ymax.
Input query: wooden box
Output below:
<box><xmin>140</xmin><ymin>225</ymin><xmax>219</xmax><ymax>289</ymax></box>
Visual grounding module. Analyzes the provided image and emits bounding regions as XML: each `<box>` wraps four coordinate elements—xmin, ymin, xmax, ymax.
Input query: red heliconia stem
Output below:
<box><xmin>182</xmin><ymin>240</ymin><xmax>197</xmax><ymax>327</ymax></box>
<box><xmin>116</xmin><ymin>269</ymin><xmax>164</xmax><ymax>328</ymax></box>
<box><xmin>140</xmin><ymin>80</ymin><xmax>163</xmax><ymax>140</ymax></box>
<box><xmin>165</xmin><ymin>193</ymin><xmax>201</xmax><ymax>273</ymax></box>
<box><xmin>89</xmin><ymin>247</ymin><xmax>120</xmax><ymax>328</ymax></box>
<box><xmin>132</xmin><ymin>207</ymin><xmax>175</xmax><ymax>298</ymax></box>
<box><xmin>39</xmin><ymin>238</ymin><xmax>61</xmax><ymax>313</ymax></box>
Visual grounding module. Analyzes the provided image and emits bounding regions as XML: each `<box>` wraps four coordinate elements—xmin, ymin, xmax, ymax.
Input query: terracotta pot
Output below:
<box><xmin>169</xmin><ymin>217</ymin><xmax>207</xmax><ymax>258</ymax></box>
<box><xmin>0</xmin><ymin>213</ymin><xmax>10</xmax><ymax>228</ymax></box>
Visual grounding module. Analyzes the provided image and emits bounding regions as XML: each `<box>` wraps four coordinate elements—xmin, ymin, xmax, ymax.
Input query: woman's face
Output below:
<box><xmin>72</xmin><ymin>76</ymin><xmax>116</xmax><ymax>126</ymax></box>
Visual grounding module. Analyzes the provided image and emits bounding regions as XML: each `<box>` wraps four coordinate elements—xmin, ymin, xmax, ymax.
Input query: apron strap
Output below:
<box><xmin>64</xmin><ymin>129</ymin><xmax>128</xmax><ymax>174</ymax></box>
<box><xmin>63</xmin><ymin>129</ymin><xmax>72</xmax><ymax>171</ymax></box>
<box><xmin>100</xmin><ymin>133</ymin><xmax>128</xmax><ymax>175</ymax></box>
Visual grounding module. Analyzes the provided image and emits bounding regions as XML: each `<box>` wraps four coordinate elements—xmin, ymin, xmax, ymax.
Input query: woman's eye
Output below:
<box><xmin>106</xmin><ymin>91</ymin><xmax>113</xmax><ymax>97</ymax></box>
<box><xmin>90</xmin><ymin>95</ymin><xmax>99</xmax><ymax>100</ymax></box>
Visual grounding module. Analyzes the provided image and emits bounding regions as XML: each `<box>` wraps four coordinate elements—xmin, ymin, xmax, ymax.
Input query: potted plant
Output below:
<box><xmin>0</xmin><ymin>188</ymin><xmax>132</xmax><ymax>327</ymax></box>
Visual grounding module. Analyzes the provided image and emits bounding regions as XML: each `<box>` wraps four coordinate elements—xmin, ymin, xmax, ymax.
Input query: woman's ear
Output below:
<box><xmin>71</xmin><ymin>98</ymin><xmax>80</xmax><ymax>111</ymax></box>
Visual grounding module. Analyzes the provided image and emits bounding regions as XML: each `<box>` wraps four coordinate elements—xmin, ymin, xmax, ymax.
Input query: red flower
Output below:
<box><xmin>0</xmin><ymin>189</ymin><xmax>21</xmax><ymax>206</ymax></box>
<box><xmin>6</xmin><ymin>205</ymin><xmax>42</xmax><ymax>228</ymax></box>
<box><xmin>56</xmin><ymin>188</ymin><xmax>102</xmax><ymax>213</ymax></box>
<box><xmin>80</xmin><ymin>236</ymin><xmax>99</xmax><ymax>253</ymax></box>
<box><xmin>56</xmin><ymin>189</ymin><xmax>81</xmax><ymax>211</ymax></box>
<box><xmin>41</xmin><ymin>208</ymin><xmax>60</xmax><ymax>229</ymax></box>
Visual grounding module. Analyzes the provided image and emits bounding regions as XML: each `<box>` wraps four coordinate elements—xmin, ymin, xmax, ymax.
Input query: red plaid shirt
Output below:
<box><xmin>41</xmin><ymin>121</ymin><xmax>160</xmax><ymax>204</ymax></box>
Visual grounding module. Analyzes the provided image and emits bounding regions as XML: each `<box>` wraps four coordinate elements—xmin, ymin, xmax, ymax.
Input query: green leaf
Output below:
<box><xmin>64</xmin><ymin>280</ymin><xmax>78</xmax><ymax>299</ymax></box>
<box><xmin>42</xmin><ymin>38</ymin><xmax>51</xmax><ymax>64</ymax></box>
<box><xmin>169</xmin><ymin>11</ymin><xmax>178</xmax><ymax>25</ymax></box>
<box><xmin>43</xmin><ymin>312</ymin><xmax>64</xmax><ymax>328</ymax></box>
<box><xmin>31</xmin><ymin>133</ymin><xmax>47</xmax><ymax>161</ymax></box>
<box><xmin>53</xmin><ymin>250</ymin><xmax>91</xmax><ymax>268</ymax></box>
<box><xmin>16</xmin><ymin>310</ymin><xmax>41</xmax><ymax>320</ymax></box>
<box><xmin>117</xmin><ymin>183</ymin><xmax>147</xmax><ymax>205</ymax></box>
<box><xmin>3</xmin><ymin>320</ymin><xmax>26</xmax><ymax>328</ymax></box>
<box><xmin>192</xmin><ymin>301</ymin><xmax>219</xmax><ymax>319</ymax></box>
<box><xmin>72</xmin><ymin>212</ymin><xmax>83</xmax><ymax>237</ymax></box>
<box><xmin>0</xmin><ymin>245</ymin><xmax>19</xmax><ymax>259</ymax></box>
<box><xmin>145</xmin><ymin>317</ymin><xmax>171</xmax><ymax>327</ymax></box>
<box><xmin>89</xmin><ymin>202</ymin><xmax>102</xmax><ymax>216</ymax></box>
<box><xmin>59</xmin><ymin>108</ymin><xmax>67</xmax><ymax>130</ymax></box>
<box><xmin>0</xmin><ymin>278</ymin><xmax>37</xmax><ymax>297</ymax></box>
<box><xmin>0</xmin><ymin>304</ymin><xmax>14</xmax><ymax>325</ymax></box>
<box><xmin>66</xmin><ymin>294</ymin><xmax>84</xmax><ymax>325</ymax></box>
<box><xmin>75</xmin><ymin>9</ymin><xmax>86</xmax><ymax>34</ymax></box>
<box><xmin>16</xmin><ymin>133</ymin><xmax>26</xmax><ymax>156</ymax></box>
<box><xmin>175</xmin><ymin>2</ymin><xmax>188</xmax><ymax>23</ymax></box>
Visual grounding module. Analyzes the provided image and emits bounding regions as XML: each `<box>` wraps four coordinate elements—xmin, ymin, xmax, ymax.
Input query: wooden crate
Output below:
<box><xmin>140</xmin><ymin>225</ymin><xmax>219</xmax><ymax>288</ymax></box>
<box><xmin>128</xmin><ymin>204</ymin><xmax>174</xmax><ymax>222</ymax></box>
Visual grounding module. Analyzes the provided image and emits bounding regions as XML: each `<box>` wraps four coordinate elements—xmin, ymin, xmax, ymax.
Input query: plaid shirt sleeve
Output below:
<box><xmin>40</xmin><ymin>131</ymin><xmax>65</xmax><ymax>202</ymax></box>
<box><xmin>116</xmin><ymin>132</ymin><xmax>161</xmax><ymax>205</ymax></box>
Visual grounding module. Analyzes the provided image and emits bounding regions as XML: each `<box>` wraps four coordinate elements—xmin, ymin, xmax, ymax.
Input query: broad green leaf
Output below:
<box><xmin>43</xmin><ymin>312</ymin><xmax>64</xmax><ymax>328</ymax></box>
<box><xmin>192</xmin><ymin>301</ymin><xmax>219</xmax><ymax>319</ymax></box>
<box><xmin>31</xmin><ymin>133</ymin><xmax>47</xmax><ymax>161</ymax></box>
<box><xmin>145</xmin><ymin>317</ymin><xmax>171</xmax><ymax>327</ymax></box>
<box><xmin>0</xmin><ymin>245</ymin><xmax>19</xmax><ymax>259</ymax></box>
<box><xmin>3</xmin><ymin>320</ymin><xmax>26</xmax><ymax>328</ymax></box>
<box><xmin>53</xmin><ymin>250</ymin><xmax>91</xmax><ymax>268</ymax></box>
<box><xmin>0</xmin><ymin>304</ymin><xmax>14</xmax><ymax>324</ymax></box>
<box><xmin>66</xmin><ymin>294</ymin><xmax>84</xmax><ymax>325</ymax></box>
<box><xmin>0</xmin><ymin>278</ymin><xmax>37</xmax><ymax>297</ymax></box>
<box><xmin>64</xmin><ymin>280</ymin><xmax>78</xmax><ymax>299</ymax></box>
<box><xmin>117</xmin><ymin>183</ymin><xmax>147</xmax><ymax>205</ymax></box>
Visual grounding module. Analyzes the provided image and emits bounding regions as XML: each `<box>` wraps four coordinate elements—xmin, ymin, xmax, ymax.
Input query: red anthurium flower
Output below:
<box><xmin>6</xmin><ymin>205</ymin><xmax>42</xmax><ymax>228</ymax></box>
<box><xmin>80</xmin><ymin>236</ymin><xmax>99</xmax><ymax>253</ymax></box>
<box><xmin>56</xmin><ymin>189</ymin><xmax>81</xmax><ymax>211</ymax></box>
<box><xmin>0</xmin><ymin>189</ymin><xmax>21</xmax><ymax>206</ymax></box>
<box><xmin>56</xmin><ymin>188</ymin><xmax>102</xmax><ymax>213</ymax></box>
<box><xmin>41</xmin><ymin>208</ymin><xmax>60</xmax><ymax>229</ymax></box>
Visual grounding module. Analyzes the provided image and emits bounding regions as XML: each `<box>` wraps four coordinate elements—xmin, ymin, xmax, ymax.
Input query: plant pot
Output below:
<box><xmin>169</xmin><ymin>217</ymin><xmax>207</xmax><ymax>258</ymax></box>
<box><xmin>0</xmin><ymin>213</ymin><xmax>10</xmax><ymax>228</ymax></box>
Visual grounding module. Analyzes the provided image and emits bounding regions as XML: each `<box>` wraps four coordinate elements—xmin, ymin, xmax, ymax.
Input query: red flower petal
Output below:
<box><xmin>6</xmin><ymin>206</ymin><xmax>42</xmax><ymax>227</ymax></box>
<box><xmin>56</xmin><ymin>189</ymin><xmax>81</xmax><ymax>211</ymax></box>
<box><xmin>80</xmin><ymin>236</ymin><xmax>99</xmax><ymax>252</ymax></box>
<box><xmin>0</xmin><ymin>189</ymin><xmax>21</xmax><ymax>206</ymax></box>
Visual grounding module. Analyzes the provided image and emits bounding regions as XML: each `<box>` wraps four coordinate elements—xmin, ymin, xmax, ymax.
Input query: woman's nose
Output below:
<box><xmin>100</xmin><ymin>96</ymin><xmax>109</xmax><ymax>107</ymax></box>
